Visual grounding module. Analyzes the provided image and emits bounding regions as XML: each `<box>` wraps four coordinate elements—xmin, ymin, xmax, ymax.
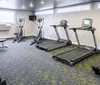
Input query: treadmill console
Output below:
<box><xmin>82</xmin><ymin>18</ymin><xmax>93</xmax><ymax>29</ymax></box>
<box><xmin>70</xmin><ymin>18</ymin><xmax>95</xmax><ymax>31</ymax></box>
<box><xmin>37</xmin><ymin>18</ymin><xmax>43</xmax><ymax>23</ymax></box>
<box><xmin>60</xmin><ymin>20</ymin><xmax>68</xmax><ymax>27</ymax></box>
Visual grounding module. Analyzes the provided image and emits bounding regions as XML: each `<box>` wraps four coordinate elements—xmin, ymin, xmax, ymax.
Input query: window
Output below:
<box><xmin>97</xmin><ymin>2</ymin><xmax>100</xmax><ymax>9</ymax></box>
<box><xmin>35</xmin><ymin>10</ymin><xmax>53</xmax><ymax>15</ymax></box>
<box><xmin>56</xmin><ymin>4</ymin><xmax>91</xmax><ymax>13</ymax></box>
<box><xmin>0</xmin><ymin>10</ymin><xmax>15</xmax><ymax>23</ymax></box>
<box><xmin>0</xmin><ymin>1</ymin><xmax>16</xmax><ymax>9</ymax></box>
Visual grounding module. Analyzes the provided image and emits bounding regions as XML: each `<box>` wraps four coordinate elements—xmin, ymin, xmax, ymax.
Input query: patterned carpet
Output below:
<box><xmin>0</xmin><ymin>39</ymin><xmax>100</xmax><ymax>85</ymax></box>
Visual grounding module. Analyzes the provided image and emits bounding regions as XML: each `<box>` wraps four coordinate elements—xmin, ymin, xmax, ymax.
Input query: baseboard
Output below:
<box><xmin>0</xmin><ymin>35</ymin><xmax>34</xmax><ymax>40</ymax></box>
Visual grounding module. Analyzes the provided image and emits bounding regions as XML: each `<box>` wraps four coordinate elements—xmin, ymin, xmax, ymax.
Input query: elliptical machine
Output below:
<box><xmin>13</xmin><ymin>18</ymin><xmax>25</xmax><ymax>43</ymax></box>
<box><xmin>30</xmin><ymin>17</ymin><xmax>44</xmax><ymax>45</ymax></box>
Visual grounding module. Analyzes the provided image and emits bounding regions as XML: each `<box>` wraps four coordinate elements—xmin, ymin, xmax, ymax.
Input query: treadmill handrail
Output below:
<box><xmin>51</xmin><ymin>25</ymin><xmax>60</xmax><ymax>27</ymax></box>
<box><xmin>51</xmin><ymin>24</ymin><xmax>71</xmax><ymax>41</ymax></box>
<box><xmin>51</xmin><ymin>25</ymin><xmax>68</xmax><ymax>28</ymax></box>
<box><xmin>70</xmin><ymin>27</ymin><xmax>96</xmax><ymax>31</ymax></box>
<box><xmin>70</xmin><ymin>27</ymin><xmax>97</xmax><ymax>49</ymax></box>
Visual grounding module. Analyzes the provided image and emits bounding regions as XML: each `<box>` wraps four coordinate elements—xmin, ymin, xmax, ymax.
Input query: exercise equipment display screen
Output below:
<box><xmin>82</xmin><ymin>19</ymin><xmax>93</xmax><ymax>28</ymax></box>
<box><xmin>84</xmin><ymin>20</ymin><xmax>90</xmax><ymax>25</ymax></box>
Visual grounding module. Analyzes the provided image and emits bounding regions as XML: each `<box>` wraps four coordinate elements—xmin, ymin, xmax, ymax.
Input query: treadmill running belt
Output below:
<box><xmin>55</xmin><ymin>48</ymin><xmax>93</xmax><ymax>65</ymax></box>
<box><xmin>38</xmin><ymin>42</ymin><xmax>67</xmax><ymax>50</ymax></box>
<box><xmin>37</xmin><ymin>39</ymin><xmax>68</xmax><ymax>51</ymax></box>
<box><xmin>39</xmin><ymin>41</ymin><xmax>66</xmax><ymax>47</ymax></box>
<box><xmin>39</xmin><ymin>39</ymin><xmax>56</xmax><ymax>44</ymax></box>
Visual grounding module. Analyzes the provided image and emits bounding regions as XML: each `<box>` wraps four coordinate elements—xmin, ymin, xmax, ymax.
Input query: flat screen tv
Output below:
<box><xmin>29</xmin><ymin>15</ymin><xmax>37</xmax><ymax>21</ymax></box>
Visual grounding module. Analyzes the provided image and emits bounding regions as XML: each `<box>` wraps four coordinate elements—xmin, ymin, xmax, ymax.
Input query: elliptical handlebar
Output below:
<box><xmin>34</xmin><ymin>17</ymin><xmax>44</xmax><ymax>29</ymax></box>
<box><xmin>16</xmin><ymin>18</ymin><xmax>25</xmax><ymax>27</ymax></box>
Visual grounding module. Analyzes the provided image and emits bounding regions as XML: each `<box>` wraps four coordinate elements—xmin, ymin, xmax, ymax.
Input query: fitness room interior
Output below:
<box><xmin>1</xmin><ymin>0</ymin><xmax>100</xmax><ymax>85</ymax></box>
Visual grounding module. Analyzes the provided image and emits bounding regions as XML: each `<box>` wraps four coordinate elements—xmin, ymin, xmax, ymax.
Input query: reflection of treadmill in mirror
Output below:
<box><xmin>53</xmin><ymin>18</ymin><xmax>97</xmax><ymax>66</ymax></box>
<box><xmin>36</xmin><ymin>20</ymin><xmax>72</xmax><ymax>51</ymax></box>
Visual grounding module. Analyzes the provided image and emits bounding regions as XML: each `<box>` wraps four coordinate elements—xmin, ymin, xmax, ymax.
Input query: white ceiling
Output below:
<box><xmin>0</xmin><ymin>0</ymin><xmax>99</xmax><ymax>11</ymax></box>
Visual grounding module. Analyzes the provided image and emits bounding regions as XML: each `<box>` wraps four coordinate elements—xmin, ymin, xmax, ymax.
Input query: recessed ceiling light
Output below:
<box><xmin>30</xmin><ymin>2</ymin><xmax>34</xmax><ymax>7</ymax></box>
<box><xmin>49</xmin><ymin>16</ymin><xmax>52</xmax><ymax>18</ymax></box>
<box><xmin>22</xmin><ymin>5</ymin><xmax>25</xmax><ymax>9</ymax></box>
<box><xmin>41</xmin><ymin>1</ymin><xmax>44</xmax><ymax>4</ymax></box>
<box><xmin>56</xmin><ymin>0</ymin><xmax>60</xmax><ymax>2</ymax></box>
<box><xmin>22</xmin><ymin>0</ymin><xmax>25</xmax><ymax>9</ymax></box>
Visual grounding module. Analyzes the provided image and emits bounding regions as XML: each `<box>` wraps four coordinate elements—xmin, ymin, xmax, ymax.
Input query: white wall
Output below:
<box><xmin>40</xmin><ymin>10</ymin><xmax>100</xmax><ymax>49</ymax></box>
<box><xmin>15</xmin><ymin>11</ymin><xmax>37</xmax><ymax>36</ymax></box>
<box><xmin>0</xmin><ymin>10</ymin><xmax>37</xmax><ymax>38</ymax></box>
<box><xmin>1</xmin><ymin>4</ymin><xmax>100</xmax><ymax>49</ymax></box>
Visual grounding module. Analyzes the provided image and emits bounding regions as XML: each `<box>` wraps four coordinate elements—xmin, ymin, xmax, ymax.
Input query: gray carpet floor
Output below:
<box><xmin>0</xmin><ymin>39</ymin><xmax>100</xmax><ymax>85</ymax></box>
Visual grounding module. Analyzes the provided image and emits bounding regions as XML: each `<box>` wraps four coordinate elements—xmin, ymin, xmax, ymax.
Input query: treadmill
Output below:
<box><xmin>36</xmin><ymin>20</ymin><xmax>72</xmax><ymax>51</ymax></box>
<box><xmin>53</xmin><ymin>18</ymin><xmax>97</xmax><ymax>66</ymax></box>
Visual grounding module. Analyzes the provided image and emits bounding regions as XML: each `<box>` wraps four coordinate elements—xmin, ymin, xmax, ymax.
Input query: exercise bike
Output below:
<box><xmin>13</xmin><ymin>18</ymin><xmax>25</xmax><ymax>43</ymax></box>
<box><xmin>30</xmin><ymin>17</ymin><xmax>44</xmax><ymax>45</ymax></box>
